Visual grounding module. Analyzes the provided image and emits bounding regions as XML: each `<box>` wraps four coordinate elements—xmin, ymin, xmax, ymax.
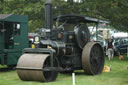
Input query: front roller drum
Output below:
<box><xmin>16</xmin><ymin>53</ymin><xmax>58</xmax><ymax>82</ymax></box>
<box><xmin>82</xmin><ymin>42</ymin><xmax>105</xmax><ymax>75</ymax></box>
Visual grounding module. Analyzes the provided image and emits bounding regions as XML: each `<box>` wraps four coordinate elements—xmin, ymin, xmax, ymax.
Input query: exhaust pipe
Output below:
<box><xmin>45</xmin><ymin>0</ymin><xmax>52</xmax><ymax>31</ymax></box>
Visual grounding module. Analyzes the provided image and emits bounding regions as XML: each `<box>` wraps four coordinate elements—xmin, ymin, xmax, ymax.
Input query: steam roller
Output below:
<box><xmin>16</xmin><ymin>0</ymin><xmax>105</xmax><ymax>82</ymax></box>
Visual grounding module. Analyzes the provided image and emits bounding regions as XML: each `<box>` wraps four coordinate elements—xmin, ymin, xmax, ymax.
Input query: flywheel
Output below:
<box><xmin>82</xmin><ymin>42</ymin><xmax>104</xmax><ymax>75</ymax></box>
<box><xmin>74</xmin><ymin>24</ymin><xmax>90</xmax><ymax>49</ymax></box>
<box><xmin>16</xmin><ymin>53</ymin><xmax>58</xmax><ymax>82</ymax></box>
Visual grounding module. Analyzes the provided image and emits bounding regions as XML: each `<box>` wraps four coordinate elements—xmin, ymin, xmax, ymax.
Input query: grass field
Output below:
<box><xmin>0</xmin><ymin>55</ymin><xmax>128</xmax><ymax>85</ymax></box>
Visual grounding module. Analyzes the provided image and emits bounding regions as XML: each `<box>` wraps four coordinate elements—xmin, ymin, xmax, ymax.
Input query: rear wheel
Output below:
<box><xmin>82</xmin><ymin>42</ymin><xmax>104</xmax><ymax>75</ymax></box>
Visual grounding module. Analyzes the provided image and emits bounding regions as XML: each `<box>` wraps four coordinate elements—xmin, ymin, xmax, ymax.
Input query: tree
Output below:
<box><xmin>0</xmin><ymin>0</ymin><xmax>128</xmax><ymax>31</ymax></box>
<box><xmin>79</xmin><ymin>0</ymin><xmax>128</xmax><ymax>31</ymax></box>
<box><xmin>0</xmin><ymin>0</ymin><xmax>45</xmax><ymax>32</ymax></box>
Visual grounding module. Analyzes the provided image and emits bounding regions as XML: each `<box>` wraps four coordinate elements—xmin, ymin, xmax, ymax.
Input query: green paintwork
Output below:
<box><xmin>0</xmin><ymin>14</ymin><xmax>29</xmax><ymax>66</ymax></box>
<box><xmin>0</xmin><ymin>14</ymin><xmax>28</xmax><ymax>23</ymax></box>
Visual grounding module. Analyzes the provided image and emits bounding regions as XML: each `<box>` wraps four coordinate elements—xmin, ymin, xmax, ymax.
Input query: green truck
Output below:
<box><xmin>0</xmin><ymin>14</ymin><xmax>28</xmax><ymax>67</ymax></box>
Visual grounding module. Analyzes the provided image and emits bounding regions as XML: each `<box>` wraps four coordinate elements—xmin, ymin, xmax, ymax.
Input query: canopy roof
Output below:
<box><xmin>54</xmin><ymin>15</ymin><xmax>109</xmax><ymax>24</ymax></box>
<box><xmin>0</xmin><ymin>14</ymin><xmax>28</xmax><ymax>22</ymax></box>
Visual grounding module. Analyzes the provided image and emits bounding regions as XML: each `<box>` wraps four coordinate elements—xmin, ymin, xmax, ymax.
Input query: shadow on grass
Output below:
<box><xmin>106</xmin><ymin>54</ymin><xmax>128</xmax><ymax>60</ymax></box>
<box><xmin>124</xmin><ymin>81</ymin><xmax>128</xmax><ymax>84</ymax></box>
<box><xmin>74</xmin><ymin>72</ymin><xmax>85</xmax><ymax>75</ymax></box>
<box><xmin>60</xmin><ymin>71</ymin><xmax>86</xmax><ymax>76</ymax></box>
<box><xmin>0</xmin><ymin>67</ymin><xmax>15</xmax><ymax>72</ymax></box>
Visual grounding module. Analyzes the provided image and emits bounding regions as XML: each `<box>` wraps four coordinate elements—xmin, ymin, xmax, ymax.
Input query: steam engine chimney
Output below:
<box><xmin>45</xmin><ymin>0</ymin><xmax>52</xmax><ymax>31</ymax></box>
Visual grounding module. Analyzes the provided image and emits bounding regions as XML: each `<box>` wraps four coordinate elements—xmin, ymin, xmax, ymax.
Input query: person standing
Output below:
<box><xmin>106</xmin><ymin>38</ymin><xmax>115</xmax><ymax>61</ymax></box>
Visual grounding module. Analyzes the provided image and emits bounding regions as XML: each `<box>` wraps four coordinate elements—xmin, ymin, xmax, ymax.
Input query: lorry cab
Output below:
<box><xmin>0</xmin><ymin>14</ymin><xmax>28</xmax><ymax>67</ymax></box>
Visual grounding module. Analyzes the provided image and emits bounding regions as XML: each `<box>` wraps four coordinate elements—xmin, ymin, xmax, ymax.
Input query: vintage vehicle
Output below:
<box><xmin>16</xmin><ymin>0</ymin><xmax>105</xmax><ymax>82</ymax></box>
<box><xmin>0</xmin><ymin>14</ymin><xmax>29</xmax><ymax>67</ymax></box>
<box><xmin>114</xmin><ymin>37</ymin><xmax>128</xmax><ymax>55</ymax></box>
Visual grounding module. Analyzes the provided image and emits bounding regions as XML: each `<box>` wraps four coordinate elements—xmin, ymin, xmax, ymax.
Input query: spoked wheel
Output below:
<box><xmin>82</xmin><ymin>42</ymin><xmax>105</xmax><ymax>75</ymax></box>
<box><xmin>16</xmin><ymin>53</ymin><xmax>58</xmax><ymax>82</ymax></box>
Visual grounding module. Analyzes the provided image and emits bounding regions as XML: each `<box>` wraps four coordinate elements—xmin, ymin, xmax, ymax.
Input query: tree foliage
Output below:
<box><xmin>89</xmin><ymin>0</ymin><xmax>128</xmax><ymax>31</ymax></box>
<box><xmin>0</xmin><ymin>0</ymin><xmax>127</xmax><ymax>31</ymax></box>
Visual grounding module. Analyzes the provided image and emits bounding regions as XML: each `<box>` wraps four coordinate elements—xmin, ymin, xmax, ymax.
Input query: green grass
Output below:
<box><xmin>0</xmin><ymin>55</ymin><xmax>128</xmax><ymax>85</ymax></box>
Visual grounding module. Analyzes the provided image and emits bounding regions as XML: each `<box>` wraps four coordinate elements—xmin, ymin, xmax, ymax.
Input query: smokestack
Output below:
<box><xmin>45</xmin><ymin>0</ymin><xmax>52</xmax><ymax>30</ymax></box>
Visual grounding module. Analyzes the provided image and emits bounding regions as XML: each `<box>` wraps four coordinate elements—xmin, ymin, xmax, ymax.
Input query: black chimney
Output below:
<box><xmin>45</xmin><ymin>0</ymin><xmax>52</xmax><ymax>31</ymax></box>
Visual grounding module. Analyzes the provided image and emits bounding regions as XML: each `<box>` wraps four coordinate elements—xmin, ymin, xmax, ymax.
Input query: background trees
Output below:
<box><xmin>0</xmin><ymin>0</ymin><xmax>127</xmax><ymax>32</ymax></box>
